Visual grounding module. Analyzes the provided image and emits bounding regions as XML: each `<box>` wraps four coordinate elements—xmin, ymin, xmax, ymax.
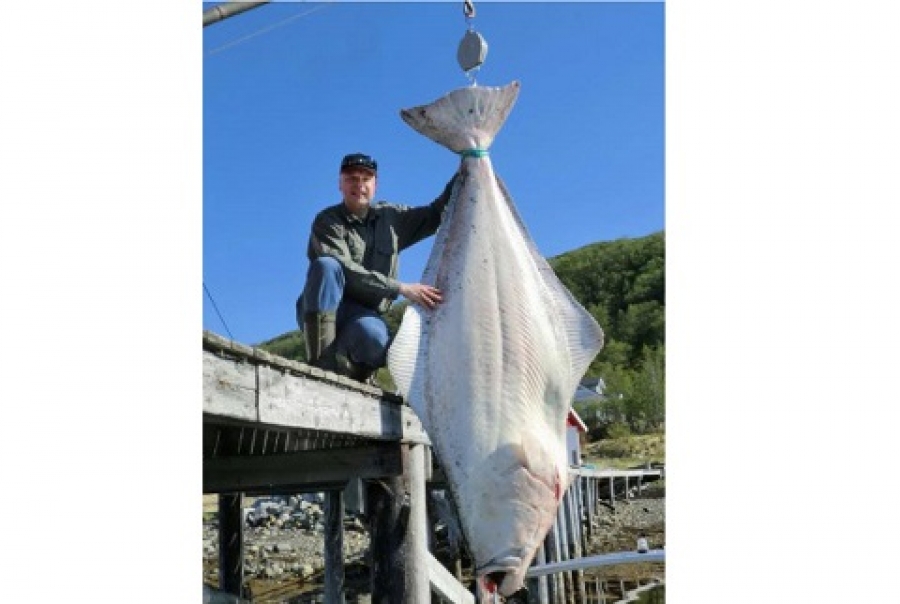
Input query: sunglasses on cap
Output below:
<box><xmin>340</xmin><ymin>153</ymin><xmax>377</xmax><ymax>173</ymax></box>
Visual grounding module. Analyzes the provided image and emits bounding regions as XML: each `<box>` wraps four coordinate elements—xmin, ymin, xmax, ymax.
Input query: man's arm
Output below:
<box><xmin>395</xmin><ymin>172</ymin><xmax>459</xmax><ymax>250</ymax></box>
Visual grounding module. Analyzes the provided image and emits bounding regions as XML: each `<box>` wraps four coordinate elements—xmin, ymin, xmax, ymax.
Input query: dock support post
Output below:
<box><xmin>527</xmin><ymin>544</ymin><xmax>549</xmax><ymax>604</ymax></box>
<box><xmin>565</xmin><ymin>486</ymin><xmax>586</xmax><ymax>604</ymax></box>
<box><xmin>407</xmin><ymin>442</ymin><xmax>430</xmax><ymax>603</ymax></box>
<box><xmin>325</xmin><ymin>489</ymin><xmax>345</xmax><ymax>604</ymax></box>
<box><xmin>555</xmin><ymin>505</ymin><xmax>573</xmax><ymax>604</ymax></box>
<box><xmin>584</xmin><ymin>477</ymin><xmax>595</xmax><ymax>540</ymax></box>
<box><xmin>576</xmin><ymin>478</ymin><xmax>589</xmax><ymax>559</ymax></box>
<box><xmin>217</xmin><ymin>492</ymin><xmax>244</xmax><ymax>598</ymax></box>
<box><xmin>367</xmin><ymin>443</ymin><xmax>429</xmax><ymax>604</ymax></box>
<box><xmin>543</xmin><ymin>526</ymin><xmax>561</xmax><ymax>604</ymax></box>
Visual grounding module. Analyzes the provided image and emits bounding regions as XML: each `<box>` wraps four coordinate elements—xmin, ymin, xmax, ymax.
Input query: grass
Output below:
<box><xmin>582</xmin><ymin>433</ymin><xmax>665</xmax><ymax>469</ymax></box>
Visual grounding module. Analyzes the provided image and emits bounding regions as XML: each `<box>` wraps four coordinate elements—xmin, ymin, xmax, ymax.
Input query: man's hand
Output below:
<box><xmin>399</xmin><ymin>283</ymin><xmax>443</xmax><ymax>310</ymax></box>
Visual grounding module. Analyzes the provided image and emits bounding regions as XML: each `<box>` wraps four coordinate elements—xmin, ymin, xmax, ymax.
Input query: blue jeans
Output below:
<box><xmin>298</xmin><ymin>256</ymin><xmax>390</xmax><ymax>369</ymax></box>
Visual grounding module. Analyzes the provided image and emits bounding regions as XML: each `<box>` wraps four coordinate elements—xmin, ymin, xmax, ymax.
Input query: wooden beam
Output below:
<box><xmin>204</xmin><ymin>352</ymin><xmax>257</xmax><ymax>421</ymax></box>
<box><xmin>203</xmin><ymin>444</ymin><xmax>402</xmax><ymax>493</ymax></box>
<box><xmin>324</xmin><ymin>489</ymin><xmax>344</xmax><ymax>604</ymax></box>
<box><xmin>368</xmin><ymin>444</ymin><xmax>431</xmax><ymax>603</ymax></box>
<box><xmin>527</xmin><ymin>545</ymin><xmax>549</xmax><ymax>604</ymax></box>
<box><xmin>203</xmin><ymin>348</ymin><xmax>431</xmax><ymax>445</ymax></box>
<box><xmin>368</xmin><ymin>455</ymin><xmax>408</xmax><ymax>602</ymax></box>
<box><xmin>218</xmin><ymin>493</ymin><xmax>244</xmax><ymax>597</ymax></box>
<box><xmin>544</xmin><ymin>519</ymin><xmax>562</xmax><ymax>604</ymax></box>
<box><xmin>427</xmin><ymin>552</ymin><xmax>475</xmax><ymax>604</ymax></box>
<box><xmin>257</xmin><ymin>364</ymin><xmax>429</xmax><ymax>444</ymax></box>
<box><xmin>406</xmin><ymin>443</ymin><xmax>430</xmax><ymax>602</ymax></box>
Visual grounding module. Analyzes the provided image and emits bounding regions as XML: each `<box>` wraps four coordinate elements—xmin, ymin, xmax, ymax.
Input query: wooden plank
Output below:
<box><xmin>204</xmin><ymin>329</ymin><xmax>387</xmax><ymax>399</ymax></box>
<box><xmin>584</xmin><ymin>477</ymin><xmax>595</xmax><ymax>539</ymax></box>
<box><xmin>203</xmin><ymin>444</ymin><xmax>402</xmax><ymax>493</ymax></box>
<box><xmin>527</xmin><ymin>545</ymin><xmax>549</xmax><ymax>604</ymax></box>
<box><xmin>218</xmin><ymin>493</ymin><xmax>244</xmax><ymax>597</ymax></box>
<box><xmin>368</xmin><ymin>449</ymin><xmax>408</xmax><ymax>603</ymax></box>
<box><xmin>427</xmin><ymin>552</ymin><xmax>475</xmax><ymax>604</ymax></box>
<box><xmin>544</xmin><ymin>519</ymin><xmax>563</xmax><ymax>604</ymax></box>
<box><xmin>406</xmin><ymin>443</ymin><xmax>431</xmax><ymax>603</ymax></box>
<box><xmin>555</xmin><ymin>501</ymin><xmax>573</xmax><ymax>603</ymax></box>
<box><xmin>256</xmin><ymin>364</ymin><xmax>431</xmax><ymax>444</ymax></box>
<box><xmin>204</xmin><ymin>339</ymin><xmax>432</xmax><ymax>446</ymax></box>
<box><xmin>567</xmin><ymin>484</ymin><xmax>587</xmax><ymax>604</ymax></box>
<box><xmin>203</xmin><ymin>351</ymin><xmax>257</xmax><ymax>421</ymax></box>
<box><xmin>324</xmin><ymin>489</ymin><xmax>344</xmax><ymax>604</ymax></box>
<box><xmin>366</xmin><ymin>444</ymin><xmax>432</xmax><ymax>603</ymax></box>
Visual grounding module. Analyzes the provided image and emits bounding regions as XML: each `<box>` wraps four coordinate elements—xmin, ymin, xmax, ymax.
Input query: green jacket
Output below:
<box><xmin>307</xmin><ymin>177</ymin><xmax>455</xmax><ymax>313</ymax></box>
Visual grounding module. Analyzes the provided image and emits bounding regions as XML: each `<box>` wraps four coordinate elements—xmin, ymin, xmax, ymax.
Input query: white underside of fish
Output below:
<box><xmin>388</xmin><ymin>82</ymin><xmax>604</xmax><ymax>597</ymax></box>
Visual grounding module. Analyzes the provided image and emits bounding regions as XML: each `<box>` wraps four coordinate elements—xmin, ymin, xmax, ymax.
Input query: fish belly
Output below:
<box><xmin>390</xmin><ymin>82</ymin><xmax>604</xmax><ymax>597</ymax></box>
<box><xmin>419</xmin><ymin>159</ymin><xmax>571</xmax><ymax>573</ymax></box>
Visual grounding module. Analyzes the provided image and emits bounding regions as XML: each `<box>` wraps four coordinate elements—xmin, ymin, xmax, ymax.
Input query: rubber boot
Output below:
<box><xmin>303</xmin><ymin>311</ymin><xmax>337</xmax><ymax>371</ymax></box>
<box><xmin>348</xmin><ymin>362</ymin><xmax>376</xmax><ymax>385</ymax></box>
<box><xmin>335</xmin><ymin>352</ymin><xmax>377</xmax><ymax>385</ymax></box>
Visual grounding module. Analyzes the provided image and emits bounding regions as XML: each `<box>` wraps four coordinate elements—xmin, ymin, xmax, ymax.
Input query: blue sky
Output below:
<box><xmin>202</xmin><ymin>1</ymin><xmax>664</xmax><ymax>345</ymax></box>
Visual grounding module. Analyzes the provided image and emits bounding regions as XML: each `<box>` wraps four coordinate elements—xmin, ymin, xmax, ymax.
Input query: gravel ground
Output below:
<box><xmin>582</xmin><ymin>483</ymin><xmax>665</xmax><ymax>586</ymax></box>
<box><xmin>203</xmin><ymin>482</ymin><xmax>665</xmax><ymax>602</ymax></box>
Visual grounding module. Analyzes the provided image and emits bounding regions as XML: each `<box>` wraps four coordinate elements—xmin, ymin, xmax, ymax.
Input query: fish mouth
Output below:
<box><xmin>478</xmin><ymin>553</ymin><xmax>525</xmax><ymax>597</ymax></box>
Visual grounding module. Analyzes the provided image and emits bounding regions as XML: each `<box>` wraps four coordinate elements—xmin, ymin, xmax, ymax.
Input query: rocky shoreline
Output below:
<box><xmin>202</xmin><ymin>482</ymin><xmax>664</xmax><ymax>602</ymax></box>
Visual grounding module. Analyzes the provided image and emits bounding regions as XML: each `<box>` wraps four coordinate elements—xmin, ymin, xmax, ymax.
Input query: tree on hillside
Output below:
<box><xmin>552</xmin><ymin>231</ymin><xmax>664</xmax><ymax>369</ymax></box>
<box><xmin>626</xmin><ymin>344</ymin><xmax>665</xmax><ymax>432</ymax></box>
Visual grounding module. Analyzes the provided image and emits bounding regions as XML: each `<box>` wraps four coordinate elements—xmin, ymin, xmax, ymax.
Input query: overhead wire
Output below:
<box><xmin>205</xmin><ymin>1</ymin><xmax>335</xmax><ymax>57</ymax></box>
<box><xmin>204</xmin><ymin>282</ymin><xmax>236</xmax><ymax>341</ymax></box>
<box><xmin>205</xmin><ymin>4</ymin><xmax>337</xmax><ymax>340</ymax></box>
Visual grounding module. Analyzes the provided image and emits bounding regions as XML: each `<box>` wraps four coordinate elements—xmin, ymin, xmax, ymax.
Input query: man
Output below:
<box><xmin>297</xmin><ymin>152</ymin><xmax>457</xmax><ymax>382</ymax></box>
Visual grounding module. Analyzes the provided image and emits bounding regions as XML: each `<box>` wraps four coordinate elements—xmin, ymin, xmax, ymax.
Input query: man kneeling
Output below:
<box><xmin>296</xmin><ymin>152</ymin><xmax>457</xmax><ymax>383</ymax></box>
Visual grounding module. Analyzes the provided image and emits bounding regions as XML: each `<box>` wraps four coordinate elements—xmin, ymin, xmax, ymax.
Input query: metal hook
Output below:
<box><xmin>463</xmin><ymin>0</ymin><xmax>476</xmax><ymax>20</ymax></box>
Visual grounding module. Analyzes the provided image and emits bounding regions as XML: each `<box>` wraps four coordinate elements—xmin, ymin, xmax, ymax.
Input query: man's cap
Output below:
<box><xmin>340</xmin><ymin>153</ymin><xmax>377</xmax><ymax>174</ymax></box>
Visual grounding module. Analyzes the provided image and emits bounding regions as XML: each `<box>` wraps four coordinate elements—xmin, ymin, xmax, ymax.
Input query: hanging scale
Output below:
<box><xmin>457</xmin><ymin>0</ymin><xmax>488</xmax><ymax>81</ymax></box>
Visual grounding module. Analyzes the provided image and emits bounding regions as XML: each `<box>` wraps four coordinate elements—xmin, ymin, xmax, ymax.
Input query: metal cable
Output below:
<box><xmin>204</xmin><ymin>282</ymin><xmax>236</xmax><ymax>341</ymax></box>
<box><xmin>205</xmin><ymin>1</ymin><xmax>334</xmax><ymax>57</ymax></box>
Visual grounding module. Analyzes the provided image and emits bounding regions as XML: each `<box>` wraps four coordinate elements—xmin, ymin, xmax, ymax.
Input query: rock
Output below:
<box><xmin>345</xmin><ymin>517</ymin><xmax>366</xmax><ymax>533</ymax></box>
<box><xmin>204</xmin><ymin>489</ymin><xmax>662</xmax><ymax>601</ymax></box>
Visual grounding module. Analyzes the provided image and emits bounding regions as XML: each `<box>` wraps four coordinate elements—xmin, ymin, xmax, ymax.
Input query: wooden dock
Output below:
<box><xmin>203</xmin><ymin>330</ymin><xmax>664</xmax><ymax>603</ymax></box>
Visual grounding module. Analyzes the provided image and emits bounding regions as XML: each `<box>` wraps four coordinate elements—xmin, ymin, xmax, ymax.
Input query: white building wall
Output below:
<box><xmin>566</xmin><ymin>425</ymin><xmax>581</xmax><ymax>466</ymax></box>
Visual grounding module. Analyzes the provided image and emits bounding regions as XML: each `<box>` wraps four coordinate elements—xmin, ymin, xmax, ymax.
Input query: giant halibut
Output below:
<box><xmin>388</xmin><ymin>81</ymin><xmax>604</xmax><ymax>597</ymax></box>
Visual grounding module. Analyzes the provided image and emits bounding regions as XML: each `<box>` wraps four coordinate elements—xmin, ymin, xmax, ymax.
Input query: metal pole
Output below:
<box><xmin>203</xmin><ymin>1</ymin><xmax>271</xmax><ymax>27</ymax></box>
